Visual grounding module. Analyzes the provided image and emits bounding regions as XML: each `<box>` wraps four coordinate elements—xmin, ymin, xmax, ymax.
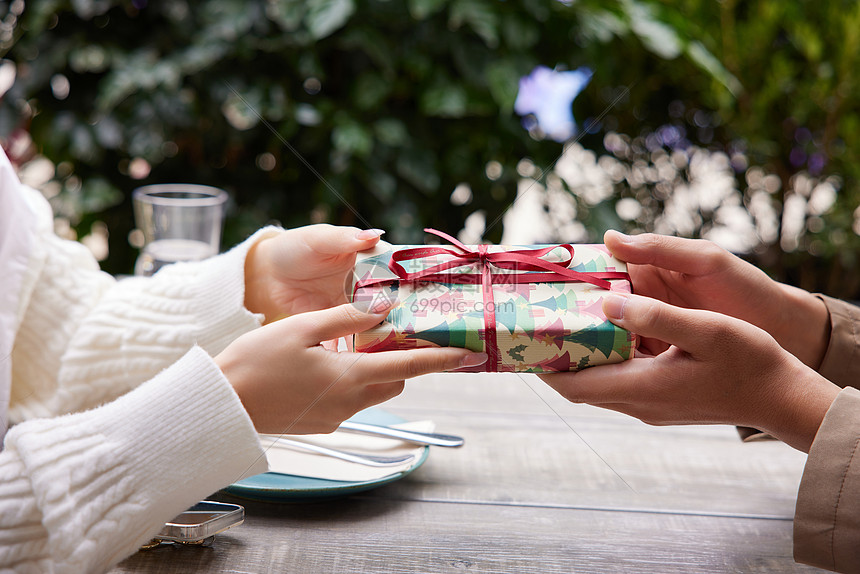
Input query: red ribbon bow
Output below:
<box><xmin>354</xmin><ymin>228</ymin><xmax>630</xmax><ymax>372</ymax></box>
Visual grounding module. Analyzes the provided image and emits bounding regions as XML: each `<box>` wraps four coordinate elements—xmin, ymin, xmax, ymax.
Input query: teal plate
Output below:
<box><xmin>222</xmin><ymin>408</ymin><xmax>429</xmax><ymax>502</ymax></box>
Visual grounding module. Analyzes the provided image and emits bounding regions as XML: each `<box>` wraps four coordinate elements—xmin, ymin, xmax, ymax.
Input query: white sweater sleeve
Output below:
<box><xmin>0</xmin><ymin>347</ymin><xmax>268</xmax><ymax>574</ymax></box>
<box><xmin>10</xmin><ymin>186</ymin><xmax>281</xmax><ymax>421</ymax></box>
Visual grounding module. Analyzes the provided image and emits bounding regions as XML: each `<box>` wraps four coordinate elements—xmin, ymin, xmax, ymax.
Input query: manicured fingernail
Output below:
<box><xmin>356</xmin><ymin>228</ymin><xmax>385</xmax><ymax>240</ymax></box>
<box><xmin>460</xmin><ymin>352</ymin><xmax>488</xmax><ymax>368</ymax></box>
<box><xmin>602</xmin><ymin>293</ymin><xmax>629</xmax><ymax>320</ymax></box>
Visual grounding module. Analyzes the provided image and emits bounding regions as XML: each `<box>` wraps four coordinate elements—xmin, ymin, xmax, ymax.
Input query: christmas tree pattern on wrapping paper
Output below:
<box><xmin>351</xmin><ymin>242</ymin><xmax>636</xmax><ymax>372</ymax></box>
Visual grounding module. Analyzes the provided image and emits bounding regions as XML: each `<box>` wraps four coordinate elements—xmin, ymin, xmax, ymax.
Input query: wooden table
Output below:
<box><xmin>111</xmin><ymin>372</ymin><xmax>822</xmax><ymax>573</ymax></box>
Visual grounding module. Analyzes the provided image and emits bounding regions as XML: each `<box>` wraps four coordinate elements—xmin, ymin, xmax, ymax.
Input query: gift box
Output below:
<box><xmin>350</xmin><ymin>229</ymin><xmax>637</xmax><ymax>373</ymax></box>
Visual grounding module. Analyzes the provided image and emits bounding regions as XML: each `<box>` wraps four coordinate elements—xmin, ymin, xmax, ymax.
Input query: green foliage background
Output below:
<box><xmin>1</xmin><ymin>0</ymin><xmax>858</xmax><ymax>296</ymax></box>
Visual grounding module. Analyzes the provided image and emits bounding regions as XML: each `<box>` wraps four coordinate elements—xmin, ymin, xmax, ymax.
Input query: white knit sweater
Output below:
<box><xmin>0</xmin><ymin>186</ymin><xmax>272</xmax><ymax>573</ymax></box>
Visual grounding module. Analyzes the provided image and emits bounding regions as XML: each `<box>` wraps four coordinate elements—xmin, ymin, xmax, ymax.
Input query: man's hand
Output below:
<box><xmin>539</xmin><ymin>293</ymin><xmax>840</xmax><ymax>453</ymax></box>
<box><xmin>604</xmin><ymin>230</ymin><xmax>830</xmax><ymax>369</ymax></box>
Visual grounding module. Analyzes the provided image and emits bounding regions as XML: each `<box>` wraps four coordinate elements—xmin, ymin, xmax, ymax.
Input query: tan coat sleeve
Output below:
<box><xmin>795</xmin><ymin>387</ymin><xmax>860</xmax><ymax>572</ymax></box>
<box><xmin>815</xmin><ymin>295</ymin><xmax>860</xmax><ymax>389</ymax></box>
<box><xmin>738</xmin><ymin>296</ymin><xmax>860</xmax><ymax>444</ymax></box>
<box><xmin>793</xmin><ymin>296</ymin><xmax>860</xmax><ymax>571</ymax></box>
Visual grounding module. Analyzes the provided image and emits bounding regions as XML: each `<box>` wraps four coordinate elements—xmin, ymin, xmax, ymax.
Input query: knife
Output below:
<box><xmin>262</xmin><ymin>436</ymin><xmax>417</xmax><ymax>467</ymax></box>
<box><xmin>338</xmin><ymin>421</ymin><xmax>465</xmax><ymax>448</ymax></box>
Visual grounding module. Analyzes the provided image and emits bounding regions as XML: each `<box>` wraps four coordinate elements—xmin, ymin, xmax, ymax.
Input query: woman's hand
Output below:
<box><xmin>216</xmin><ymin>301</ymin><xmax>488</xmax><ymax>435</ymax></box>
<box><xmin>244</xmin><ymin>225</ymin><xmax>385</xmax><ymax>323</ymax></box>
<box><xmin>604</xmin><ymin>230</ymin><xmax>830</xmax><ymax>369</ymax></box>
<box><xmin>539</xmin><ymin>293</ymin><xmax>840</xmax><ymax>453</ymax></box>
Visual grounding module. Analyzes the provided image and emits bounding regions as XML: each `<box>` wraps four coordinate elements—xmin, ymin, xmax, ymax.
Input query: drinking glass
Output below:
<box><xmin>132</xmin><ymin>184</ymin><xmax>228</xmax><ymax>276</ymax></box>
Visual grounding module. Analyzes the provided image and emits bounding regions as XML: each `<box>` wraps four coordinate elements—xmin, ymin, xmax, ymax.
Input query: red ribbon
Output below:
<box><xmin>354</xmin><ymin>228</ymin><xmax>630</xmax><ymax>372</ymax></box>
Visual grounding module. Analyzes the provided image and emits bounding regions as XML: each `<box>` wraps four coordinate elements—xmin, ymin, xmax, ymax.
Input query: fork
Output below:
<box><xmin>260</xmin><ymin>436</ymin><xmax>417</xmax><ymax>468</ymax></box>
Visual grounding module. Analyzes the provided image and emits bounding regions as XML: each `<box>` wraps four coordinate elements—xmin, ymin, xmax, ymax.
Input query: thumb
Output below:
<box><xmin>291</xmin><ymin>300</ymin><xmax>395</xmax><ymax>345</ymax></box>
<box><xmin>297</xmin><ymin>224</ymin><xmax>385</xmax><ymax>256</ymax></box>
<box><xmin>603</xmin><ymin>293</ymin><xmax>713</xmax><ymax>355</ymax></box>
<box><xmin>603</xmin><ymin>230</ymin><xmax>726</xmax><ymax>276</ymax></box>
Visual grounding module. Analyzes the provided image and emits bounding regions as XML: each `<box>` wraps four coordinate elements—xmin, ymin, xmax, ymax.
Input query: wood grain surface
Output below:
<box><xmin>111</xmin><ymin>373</ymin><xmax>819</xmax><ymax>573</ymax></box>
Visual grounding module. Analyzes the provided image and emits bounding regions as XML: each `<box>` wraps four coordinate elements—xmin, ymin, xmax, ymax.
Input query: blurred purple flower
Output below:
<box><xmin>794</xmin><ymin>127</ymin><xmax>812</xmax><ymax>144</ymax></box>
<box><xmin>514</xmin><ymin>66</ymin><xmax>592</xmax><ymax>142</ymax></box>
<box><xmin>809</xmin><ymin>153</ymin><xmax>827</xmax><ymax>175</ymax></box>
<box><xmin>789</xmin><ymin>147</ymin><xmax>807</xmax><ymax>168</ymax></box>
<box><xmin>658</xmin><ymin>124</ymin><xmax>683</xmax><ymax>148</ymax></box>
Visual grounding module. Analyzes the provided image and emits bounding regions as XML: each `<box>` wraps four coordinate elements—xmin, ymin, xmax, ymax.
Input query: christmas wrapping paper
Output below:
<box><xmin>350</xmin><ymin>232</ymin><xmax>637</xmax><ymax>373</ymax></box>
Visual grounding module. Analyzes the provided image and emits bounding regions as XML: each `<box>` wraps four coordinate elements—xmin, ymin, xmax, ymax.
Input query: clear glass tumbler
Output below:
<box><xmin>132</xmin><ymin>184</ymin><xmax>228</xmax><ymax>276</ymax></box>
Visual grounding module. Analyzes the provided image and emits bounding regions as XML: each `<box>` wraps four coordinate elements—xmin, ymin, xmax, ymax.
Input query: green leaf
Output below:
<box><xmin>306</xmin><ymin>0</ymin><xmax>356</xmax><ymax>40</ymax></box>
<box><xmin>449</xmin><ymin>0</ymin><xmax>499</xmax><ymax>48</ymax></box>
<box><xmin>486</xmin><ymin>60</ymin><xmax>520</xmax><ymax>113</ymax></box>
<box><xmin>198</xmin><ymin>0</ymin><xmax>259</xmax><ymax>42</ymax></box>
<box><xmin>420</xmin><ymin>79</ymin><xmax>468</xmax><ymax>117</ymax></box>
<box><xmin>24</xmin><ymin>0</ymin><xmax>64</xmax><ymax>33</ymax></box>
<box><xmin>332</xmin><ymin>120</ymin><xmax>373</xmax><ymax>158</ymax></box>
<box><xmin>408</xmin><ymin>0</ymin><xmax>449</xmax><ymax>20</ymax></box>
<box><xmin>623</xmin><ymin>0</ymin><xmax>682</xmax><ymax>59</ymax></box>
<box><xmin>791</xmin><ymin>21</ymin><xmax>824</xmax><ymax>62</ymax></box>
<box><xmin>70</xmin><ymin>125</ymin><xmax>96</xmax><ymax>162</ymax></box>
<box><xmin>353</xmin><ymin>74</ymin><xmax>391</xmax><ymax>110</ymax></box>
<box><xmin>396</xmin><ymin>151</ymin><xmax>439</xmax><ymax>193</ymax></box>
<box><xmin>79</xmin><ymin>177</ymin><xmax>123</xmax><ymax>213</ymax></box>
<box><xmin>374</xmin><ymin>118</ymin><xmax>410</xmax><ymax>147</ymax></box>
<box><xmin>266</xmin><ymin>0</ymin><xmax>307</xmax><ymax>31</ymax></box>
<box><xmin>92</xmin><ymin>115</ymin><xmax>123</xmax><ymax>149</ymax></box>
<box><xmin>69</xmin><ymin>45</ymin><xmax>110</xmax><ymax>74</ymax></box>
<box><xmin>71</xmin><ymin>0</ymin><xmax>112</xmax><ymax>20</ymax></box>
<box><xmin>686</xmin><ymin>41</ymin><xmax>742</xmax><ymax>98</ymax></box>
<box><xmin>521</xmin><ymin>0</ymin><xmax>550</xmax><ymax>22</ymax></box>
<box><xmin>577</xmin><ymin>8</ymin><xmax>628</xmax><ymax>43</ymax></box>
<box><xmin>95</xmin><ymin>50</ymin><xmax>184</xmax><ymax>111</ymax></box>
<box><xmin>366</xmin><ymin>169</ymin><xmax>397</xmax><ymax>201</ymax></box>
<box><xmin>501</xmin><ymin>13</ymin><xmax>539</xmax><ymax>51</ymax></box>
<box><xmin>339</xmin><ymin>28</ymin><xmax>396</xmax><ymax>76</ymax></box>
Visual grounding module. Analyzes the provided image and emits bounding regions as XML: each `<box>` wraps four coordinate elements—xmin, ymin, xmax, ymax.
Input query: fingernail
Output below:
<box><xmin>356</xmin><ymin>228</ymin><xmax>385</xmax><ymax>240</ymax></box>
<box><xmin>460</xmin><ymin>352</ymin><xmax>488</xmax><ymax>368</ymax></box>
<box><xmin>352</xmin><ymin>297</ymin><xmax>396</xmax><ymax>314</ymax></box>
<box><xmin>609</xmin><ymin>230</ymin><xmax>633</xmax><ymax>244</ymax></box>
<box><xmin>370</xmin><ymin>298</ymin><xmax>397</xmax><ymax>313</ymax></box>
<box><xmin>602</xmin><ymin>293</ymin><xmax>629</xmax><ymax>321</ymax></box>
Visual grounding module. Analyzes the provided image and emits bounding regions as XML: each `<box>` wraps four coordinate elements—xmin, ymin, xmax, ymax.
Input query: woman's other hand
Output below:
<box><xmin>244</xmin><ymin>224</ymin><xmax>385</xmax><ymax>323</ymax></box>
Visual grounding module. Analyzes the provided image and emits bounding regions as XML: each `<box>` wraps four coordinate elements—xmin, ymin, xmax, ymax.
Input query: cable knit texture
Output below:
<box><xmin>1</xmin><ymin>186</ymin><xmax>276</xmax><ymax>572</ymax></box>
<box><xmin>1</xmin><ymin>348</ymin><xmax>268</xmax><ymax>573</ymax></box>
<box><xmin>10</xmin><ymin>192</ymin><xmax>279</xmax><ymax>421</ymax></box>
